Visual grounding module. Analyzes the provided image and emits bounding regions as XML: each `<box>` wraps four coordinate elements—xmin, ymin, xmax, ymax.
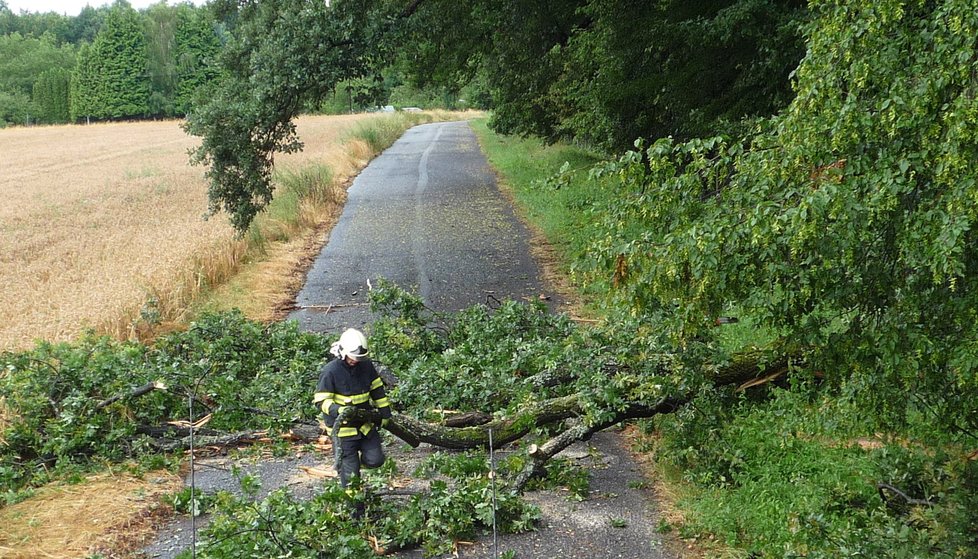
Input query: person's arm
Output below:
<box><xmin>368</xmin><ymin>373</ymin><xmax>392</xmax><ymax>421</ymax></box>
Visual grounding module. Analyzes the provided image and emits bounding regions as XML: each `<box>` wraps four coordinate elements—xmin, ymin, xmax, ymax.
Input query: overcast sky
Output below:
<box><xmin>5</xmin><ymin>1</ymin><xmax>208</xmax><ymax>16</ymax></box>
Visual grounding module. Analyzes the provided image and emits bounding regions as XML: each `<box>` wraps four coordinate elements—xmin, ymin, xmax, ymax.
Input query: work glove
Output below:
<box><xmin>381</xmin><ymin>418</ymin><xmax>390</xmax><ymax>428</ymax></box>
<box><xmin>335</xmin><ymin>405</ymin><xmax>350</xmax><ymax>425</ymax></box>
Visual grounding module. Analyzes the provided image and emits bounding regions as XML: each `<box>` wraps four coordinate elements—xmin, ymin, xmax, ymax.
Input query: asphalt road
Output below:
<box><xmin>288</xmin><ymin>120</ymin><xmax>554</xmax><ymax>333</ymax></box>
<box><xmin>143</xmin><ymin>121</ymin><xmax>673</xmax><ymax>559</ymax></box>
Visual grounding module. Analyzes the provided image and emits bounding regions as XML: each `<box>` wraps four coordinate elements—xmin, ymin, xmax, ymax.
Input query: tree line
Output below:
<box><xmin>0</xmin><ymin>0</ymin><xmax>220</xmax><ymax>126</ymax></box>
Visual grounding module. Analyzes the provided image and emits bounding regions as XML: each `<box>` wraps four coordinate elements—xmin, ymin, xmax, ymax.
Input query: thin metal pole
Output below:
<box><xmin>189</xmin><ymin>391</ymin><xmax>196</xmax><ymax>559</ymax></box>
<box><xmin>489</xmin><ymin>428</ymin><xmax>498</xmax><ymax>559</ymax></box>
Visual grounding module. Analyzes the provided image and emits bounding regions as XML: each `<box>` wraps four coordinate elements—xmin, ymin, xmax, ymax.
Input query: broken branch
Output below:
<box><xmin>96</xmin><ymin>380</ymin><xmax>167</xmax><ymax>409</ymax></box>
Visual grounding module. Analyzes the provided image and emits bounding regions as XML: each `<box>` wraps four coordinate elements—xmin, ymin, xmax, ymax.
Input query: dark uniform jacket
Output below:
<box><xmin>313</xmin><ymin>358</ymin><xmax>392</xmax><ymax>438</ymax></box>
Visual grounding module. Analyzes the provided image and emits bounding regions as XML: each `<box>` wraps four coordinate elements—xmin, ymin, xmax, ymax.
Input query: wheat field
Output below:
<box><xmin>0</xmin><ymin>113</ymin><xmax>391</xmax><ymax>351</ymax></box>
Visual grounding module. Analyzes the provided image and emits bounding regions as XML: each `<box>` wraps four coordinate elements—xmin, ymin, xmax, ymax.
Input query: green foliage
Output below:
<box><xmin>414</xmin><ymin>449</ymin><xmax>493</xmax><ymax>479</ymax></box>
<box><xmin>398</xmin><ymin>0</ymin><xmax>805</xmax><ymax>151</ymax></box>
<box><xmin>184</xmin><ymin>455</ymin><xmax>539</xmax><ymax>558</ymax></box>
<box><xmin>0</xmin><ymin>311</ymin><xmax>329</xmax><ymax>493</ymax></box>
<box><xmin>260</xmin><ymin>163</ymin><xmax>335</xmax><ymax>241</ymax></box>
<box><xmin>188</xmin><ymin>0</ymin><xmax>801</xmax><ymax>230</ymax></box>
<box><xmin>581</xmin><ymin>0</ymin><xmax>978</xmax><ymax>435</ymax></box>
<box><xmin>370</xmin><ymin>280</ymin><xmax>621</xmax><ymax>418</ymax></box>
<box><xmin>32</xmin><ymin>66</ymin><xmax>70</xmax><ymax>123</ymax></box>
<box><xmin>343</xmin><ymin>111</ymin><xmax>439</xmax><ymax>153</ymax></box>
<box><xmin>68</xmin><ymin>42</ymin><xmax>95</xmax><ymax>121</ymax></box>
<box><xmin>0</xmin><ymin>3</ymin><xmax>105</xmax><ymax>44</ymax></box>
<box><xmin>185</xmin><ymin>0</ymin><xmax>389</xmax><ymax>233</ymax></box>
<box><xmin>0</xmin><ymin>88</ymin><xmax>29</xmax><ymax>126</ymax></box>
<box><xmin>316</xmin><ymin>78</ymin><xmax>388</xmax><ymax>115</ymax></box>
<box><xmin>0</xmin><ymin>336</ymin><xmax>148</xmax><ymax>491</ymax></box>
<box><xmin>402</xmin><ymin>0</ymin><xmax>585</xmax><ymax>143</ymax></box>
<box><xmin>173</xmin><ymin>4</ymin><xmax>222</xmax><ymax>116</ymax></box>
<box><xmin>525</xmin><ymin>457</ymin><xmax>590</xmax><ymax>501</ymax></box>
<box><xmin>73</xmin><ymin>3</ymin><xmax>151</xmax><ymax>120</ymax></box>
<box><xmin>163</xmin><ymin>486</ymin><xmax>224</xmax><ymax>517</ymax></box>
<box><xmin>0</xmin><ymin>31</ymin><xmax>74</xmax><ymax>124</ymax></box>
<box><xmin>369</xmin><ymin>279</ymin><xmax>713</xmax><ymax>431</ymax></box>
<box><xmin>147</xmin><ymin>311</ymin><xmax>330</xmax><ymax>432</ymax></box>
<box><xmin>0</xmin><ymin>2</ymin><xmax>221</xmax><ymax>122</ymax></box>
<box><xmin>562</xmin><ymin>0</ymin><xmax>806</xmax><ymax>146</ymax></box>
<box><xmin>1</xmin><ymin>298</ymin><xmax>563</xmax><ymax>555</ymax></box>
<box><xmin>376</xmin><ymin>473</ymin><xmax>537</xmax><ymax>557</ymax></box>
<box><xmin>386</xmin><ymin>79</ymin><xmax>470</xmax><ymax>111</ymax></box>
<box><xmin>476</xmin><ymin>93</ymin><xmax>978</xmax><ymax>557</ymax></box>
<box><xmin>143</xmin><ymin>2</ymin><xmax>180</xmax><ymax>118</ymax></box>
<box><xmin>0</xmin><ymin>32</ymin><xmax>76</xmax><ymax>98</ymax></box>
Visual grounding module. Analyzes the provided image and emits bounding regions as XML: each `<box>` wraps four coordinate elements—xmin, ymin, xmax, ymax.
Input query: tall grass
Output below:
<box><xmin>346</xmin><ymin>110</ymin><xmax>453</xmax><ymax>151</ymax></box>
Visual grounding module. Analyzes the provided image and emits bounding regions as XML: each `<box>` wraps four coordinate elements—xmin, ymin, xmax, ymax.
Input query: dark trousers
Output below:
<box><xmin>334</xmin><ymin>428</ymin><xmax>385</xmax><ymax>488</ymax></box>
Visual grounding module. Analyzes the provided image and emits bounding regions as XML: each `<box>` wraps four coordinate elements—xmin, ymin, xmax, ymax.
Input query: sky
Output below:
<box><xmin>5</xmin><ymin>0</ymin><xmax>208</xmax><ymax>16</ymax></box>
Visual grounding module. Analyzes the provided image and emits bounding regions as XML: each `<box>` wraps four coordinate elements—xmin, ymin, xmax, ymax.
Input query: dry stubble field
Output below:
<box><xmin>0</xmin><ymin>113</ymin><xmax>391</xmax><ymax>351</ymax></box>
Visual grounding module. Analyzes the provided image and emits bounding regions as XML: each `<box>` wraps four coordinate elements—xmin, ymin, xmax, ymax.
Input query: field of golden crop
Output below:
<box><xmin>0</xmin><ymin>113</ymin><xmax>394</xmax><ymax>352</ymax></box>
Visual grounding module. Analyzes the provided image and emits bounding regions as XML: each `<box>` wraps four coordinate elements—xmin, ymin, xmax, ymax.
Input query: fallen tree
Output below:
<box><xmin>129</xmin><ymin>348</ymin><xmax>794</xmax><ymax>491</ymax></box>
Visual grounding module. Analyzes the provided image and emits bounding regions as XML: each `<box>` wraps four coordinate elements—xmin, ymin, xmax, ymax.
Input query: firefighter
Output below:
<box><xmin>313</xmin><ymin>328</ymin><xmax>392</xmax><ymax>490</ymax></box>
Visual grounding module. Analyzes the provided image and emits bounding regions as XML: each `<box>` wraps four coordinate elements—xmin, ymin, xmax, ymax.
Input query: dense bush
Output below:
<box><xmin>581</xmin><ymin>0</ymin><xmax>978</xmax><ymax>436</ymax></box>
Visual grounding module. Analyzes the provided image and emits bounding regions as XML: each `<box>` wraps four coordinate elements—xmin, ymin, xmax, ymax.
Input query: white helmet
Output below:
<box><xmin>335</xmin><ymin>328</ymin><xmax>369</xmax><ymax>360</ymax></box>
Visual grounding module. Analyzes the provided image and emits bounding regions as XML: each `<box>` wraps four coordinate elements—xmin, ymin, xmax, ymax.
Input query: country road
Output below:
<box><xmin>143</xmin><ymin>120</ymin><xmax>672</xmax><ymax>559</ymax></box>
<box><xmin>288</xmin><ymin>120</ymin><xmax>556</xmax><ymax>333</ymax></box>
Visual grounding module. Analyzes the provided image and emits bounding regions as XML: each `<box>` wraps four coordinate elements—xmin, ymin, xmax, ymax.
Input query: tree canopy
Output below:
<box><xmin>0</xmin><ymin>32</ymin><xmax>75</xmax><ymax>124</ymax></box>
<box><xmin>185</xmin><ymin>0</ymin><xmax>415</xmax><ymax>231</ymax></box>
<box><xmin>188</xmin><ymin>0</ymin><xmax>805</xmax><ymax>232</ymax></box>
<box><xmin>584</xmin><ymin>0</ymin><xmax>978</xmax><ymax>432</ymax></box>
<box><xmin>396</xmin><ymin>0</ymin><xmax>806</xmax><ymax>149</ymax></box>
<box><xmin>71</xmin><ymin>4</ymin><xmax>151</xmax><ymax>120</ymax></box>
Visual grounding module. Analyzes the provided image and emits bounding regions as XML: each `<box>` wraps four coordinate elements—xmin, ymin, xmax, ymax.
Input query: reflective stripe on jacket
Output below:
<box><xmin>313</xmin><ymin>357</ymin><xmax>391</xmax><ymax>438</ymax></box>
